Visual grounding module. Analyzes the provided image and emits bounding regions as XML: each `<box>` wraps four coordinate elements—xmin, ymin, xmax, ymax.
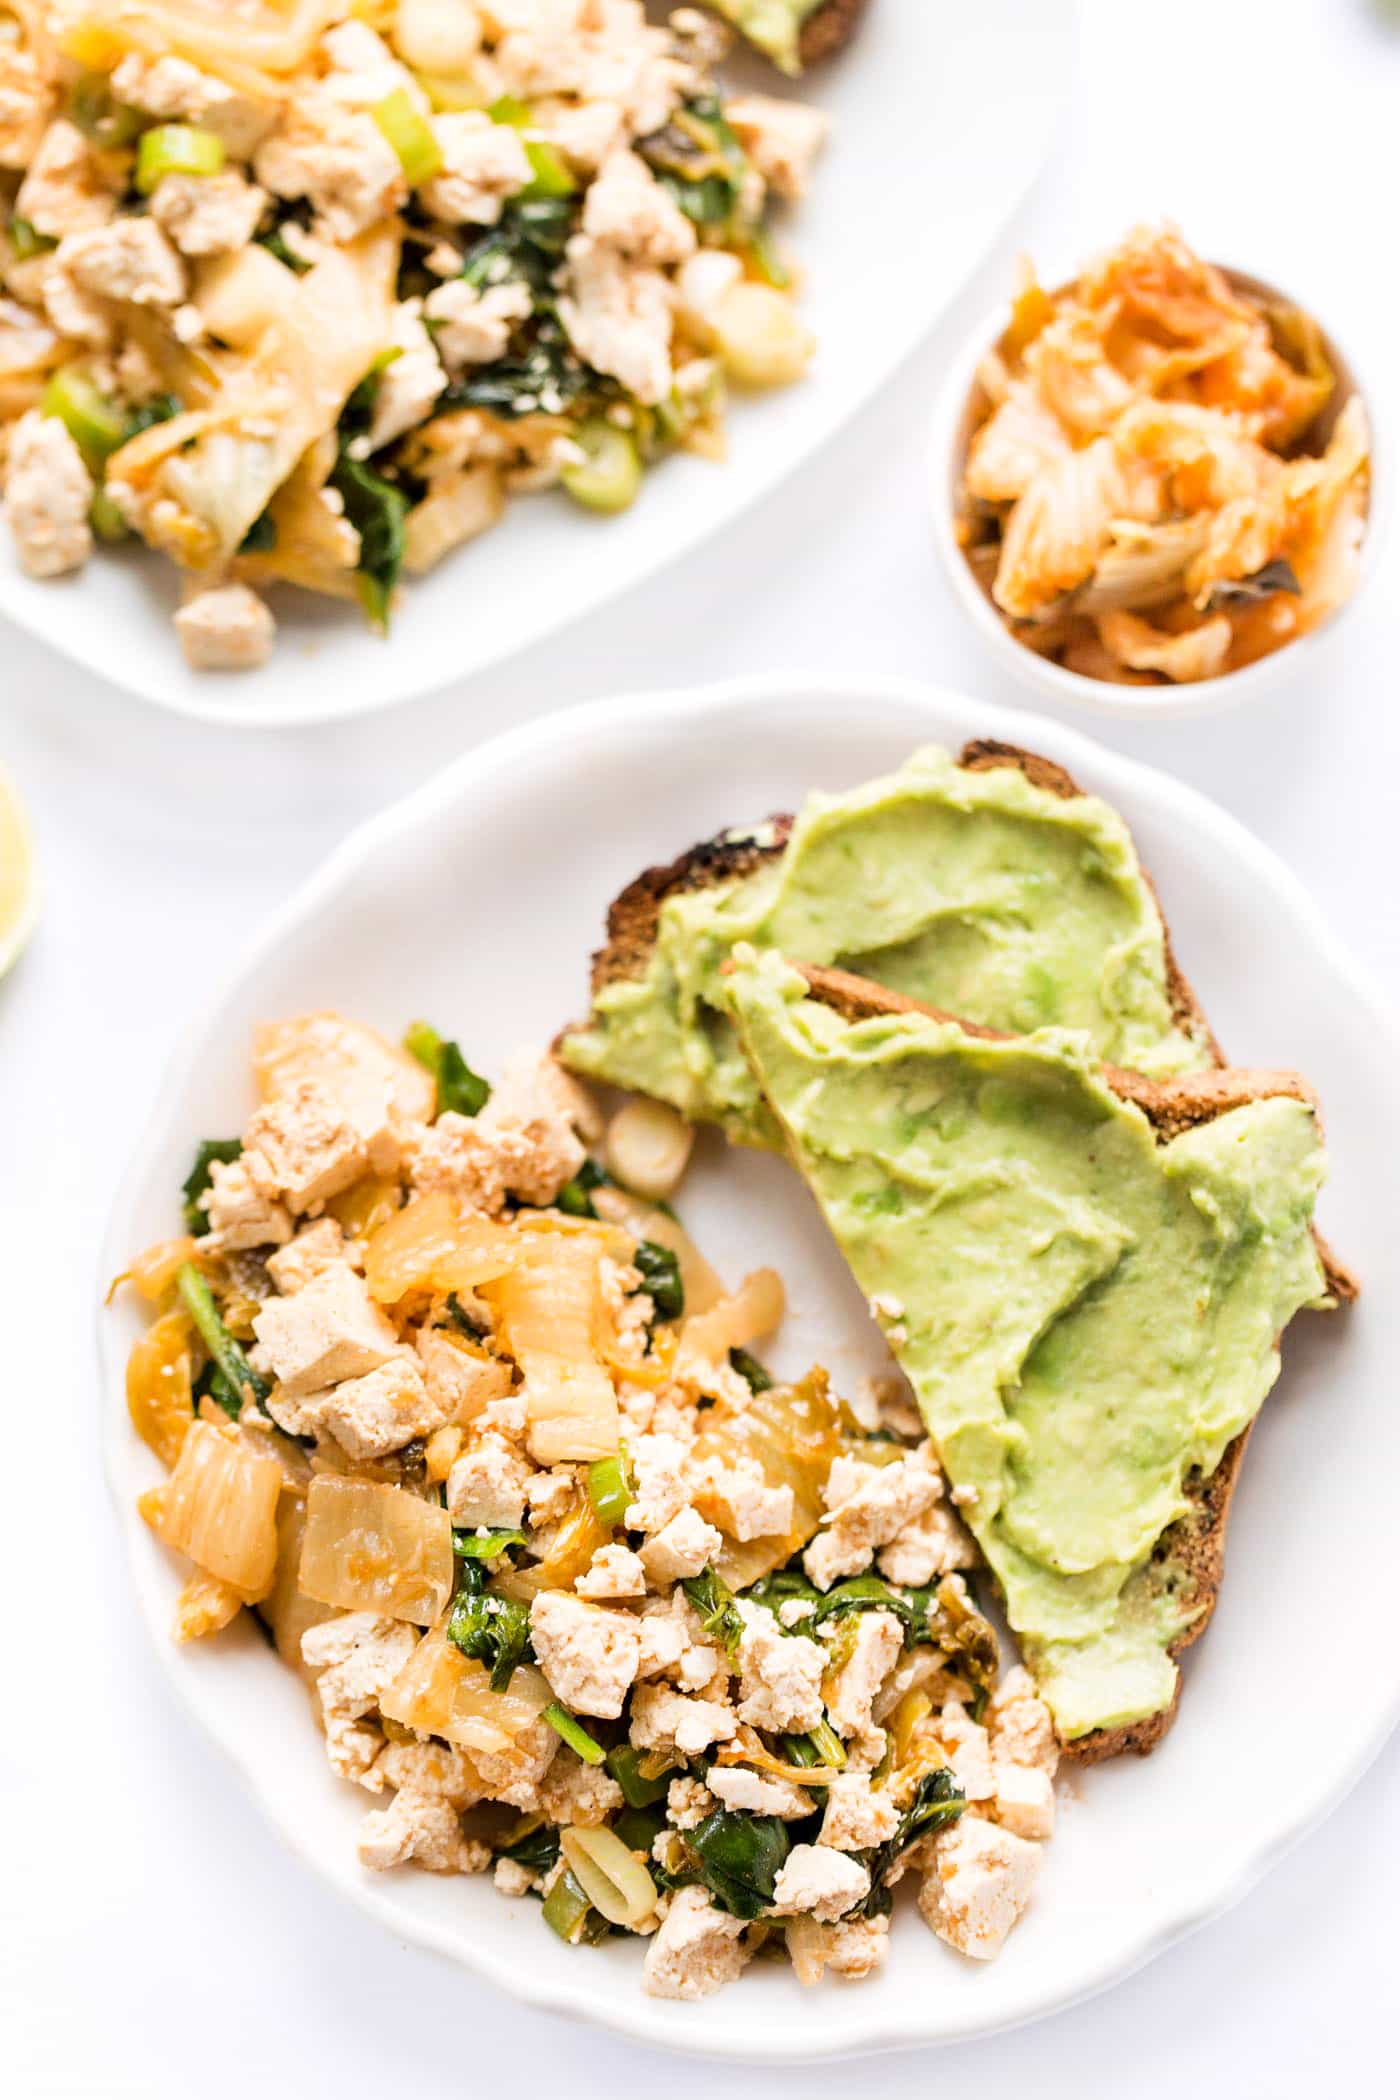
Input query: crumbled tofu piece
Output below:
<box><xmin>111</xmin><ymin>53</ymin><xmax>272</xmax><ymax>157</ymax></box>
<box><xmin>494</xmin><ymin>1855</ymin><xmax>535</xmax><ymax>1897</ymax></box>
<box><xmin>642</xmin><ymin>1885</ymin><xmax>751</xmax><ymax>2001</ymax></box>
<box><xmin>580</xmin><ymin>145</ymin><xmax>695</xmax><ymax>266</ymax></box>
<box><xmin>772</xmin><ymin>1844</ymin><xmax>871</xmax><ymax>1923</ymax></box>
<box><xmin>577</xmin><ymin>1541</ymin><xmax>647</xmax><ymax>1598</ymax></box>
<box><xmin>624</xmin><ymin>1432</ymin><xmax>691</xmax><ymax>1533</ymax></box>
<box><xmin>425</xmin><ymin>276</ymin><xmax>533</xmax><ymax>374</ymax></box>
<box><xmin>530</xmin><ymin>1590</ymin><xmax>640</xmax><ymax>1718</ymax></box>
<box><xmin>313</xmin><ymin>1353</ymin><xmax>447</xmax><ymax>1461</ymax></box>
<box><xmin>538</xmin><ymin>1747</ymin><xmax>625</xmax><ymax>1827</ymax></box>
<box><xmin>255</xmin><ymin>101</ymin><xmax>406</xmax><ymax>242</ymax></box>
<box><xmin>706</xmin><ymin>1765</ymin><xmax>813</xmax><ymax>1819</ymax></box>
<box><xmin>804</xmin><ymin>1449</ymin><xmax>942</xmax><ymax>1590</ymax></box>
<box><xmin>778</xmin><ymin>1597</ymin><xmax>815</xmax><ymax>1629</ymax></box>
<box><xmin>302</xmin><ymin>1612</ymin><xmax>417</xmax><ymax>1785</ymax></box>
<box><xmin>174</xmin><ymin>583</ymin><xmax>276</xmax><ymax>672</ymax></box>
<box><xmin>524</xmin><ymin>1464</ymin><xmax>576</xmax><ymax>1527</ymax></box>
<box><xmin>57</xmin><ymin>218</ymin><xmax>186</xmax><ymax>310</ymax></box>
<box><xmin>419</xmin><ymin>110</ymin><xmax>531</xmax><ymax>225</ymax></box>
<box><xmin>786</xmin><ymin>1911</ymin><xmax>890</xmax><ymax>1986</ymax></box>
<box><xmin>243</xmin><ymin>1081</ymin><xmax>368</xmax><ymax>1212</ymax></box>
<box><xmin>987</xmin><ymin>1665</ymin><xmax>1060</xmax><ymax>1775</ymax></box>
<box><xmin>479</xmin><ymin>1049</ymin><xmax>590</xmax><ymax>1203</ymax></box>
<box><xmin>495</xmin><ymin>2</ymin><xmax>682</xmax><ymax>134</ymax></box>
<box><xmin>733</xmin><ymin>1599</ymin><xmax>825</xmax><ymax>1734</ymax></box>
<box><xmin>364</xmin><ymin>303</ymin><xmax>445</xmax><ymax>450</ymax></box>
<box><xmin>4</xmin><ymin>408</ymin><xmax>92</xmax><ymax>578</ymax></box>
<box><xmin>876</xmin><ymin>1495</ymin><xmax>977</xmax><ymax>1586</ymax></box>
<box><xmin>628</xmin><ymin>1682</ymin><xmax>736</xmax><ymax>1759</ymax></box>
<box><xmin>667</xmin><ymin>1775</ymin><xmax>715</xmax><ymax>1830</ymax></box>
<box><xmin>824</xmin><ymin>1609</ymin><xmax>903</xmax><ymax>1752</ymax></box>
<box><xmin>634</xmin><ymin>1607</ymin><xmax>688</xmax><ymax>1679</ymax></box>
<box><xmin>990</xmin><ymin>1759</ymin><xmax>1056</xmax><ymax>1841</ymax></box>
<box><xmin>919</xmin><ymin>1815</ymin><xmax>1040</xmax><ymax>1959</ymax></box>
<box><xmin>724</xmin><ymin>94</ymin><xmax>828</xmax><ymax>200</ymax></box>
<box><xmin>447</xmin><ymin>1432</ymin><xmax>536</xmax><ymax>1527</ymax></box>
<box><xmin>38</xmin><ymin>253</ymin><xmax>111</xmax><ymax>347</ymax></box>
<box><xmin>416</xmin><ymin>1326</ymin><xmax>512</xmax><ymax>1423</ymax></box>
<box><xmin>320</xmin><ymin>19</ymin><xmax>425</xmax><ymax>109</ymax></box>
<box><xmin>819</xmin><ymin>1772</ymin><xmax>900</xmax><ymax>1853</ymax></box>
<box><xmin>149</xmin><ymin>171</ymin><xmax>268</xmax><ymax>258</ymax></box>
<box><xmin>358</xmin><ymin>1737</ymin><xmax>489</xmax><ymax>1874</ymax></box>
<box><xmin>533</xmin><ymin>95</ymin><xmax>625</xmax><ymax>173</ymax></box>
<box><xmin>933</xmin><ymin>1700</ymin><xmax>995</xmax><ymax>1803</ymax></box>
<box><xmin>16</xmin><ymin>120</ymin><xmax>117</xmax><ymax>238</ymax></box>
<box><xmin>690</xmin><ymin>1451</ymin><xmax>794</xmax><ymax>1543</ymax></box>
<box><xmin>558</xmin><ymin>236</ymin><xmax>675</xmax><ymax>405</ymax></box>
<box><xmin>638</xmin><ymin>1505</ymin><xmax>723</xmax><ymax>1586</ymax></box>
<box><xmin>266</xmin><ymin>1217</ymin><xmax>354</xmax><ymax>1295</ymax></box>
<box><xmin>198</xmin><ymin>1154</ymin><xmax>293</xmax><ymax>1251</ymax></box>
<box><xmin>470</xmin><ymin>1712</ymin><xmax>560</xmax><ymax>1810</ymax></box>
<box><xmin>253</xmin><ymin>1263</ymin><xmax>399</xmax><ymax>1398</ymax></box>
<box><xmin>0</xmin><ymin>48</ymin><xmax>52</xmax><ymax>170</ymax></box>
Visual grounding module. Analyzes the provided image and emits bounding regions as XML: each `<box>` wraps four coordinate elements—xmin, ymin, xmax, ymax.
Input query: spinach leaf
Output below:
<box><xmin>639</xmin><ymin>96</ymin><xmax>748</xmax><ymax>228</ymax></box>
<box><xmin>330</xmin><ymin>452</ymin><xmax>409</xmax><ymax>633</ymax></box>
<box><xmin>238</xmin><ymin>509</ymin><xmax>278</xmax><ymax>553</ymax></box>
<box><xmin>181</xmin><ymin>1137</ymin><xmax>243</xmax><ymax>1233</ymax></box>
<box><xmin>452</xmin><ymin>1526</ymin><xmax>526</xmax><ymax>1561</ymax></box>
<box><xmin>177</xmin><ymin>1262</ymin><xmax>270</xmax><ymax>1417</ymax></box>
<box><xmin>441</xmin><ymin>313</ymin><xmax>592</xmax><ymax>421</ymax></box>
<box><xmin>728</xmin><ymin>1346</ymin><xmax>773</xmax><ymax>1393</ymax></box>
<box><xmin>446</xmin><ymin>1588</ymin><xmax>534</xmax><ymax>1691</ymax></box>
<box><xmin>403</xmin><ymin>1020</ymin><xmax>491</xmax><ymax>1117</ymax></box>
<box><xmin>859</xmin><ymin>1767</ymin><xmax>965</xmax><ymax>1915</ymax></box>
<box><xmin>557</xmin><ymin>1157</ymin><xmax>611</xmax><ymax>1218</ymax></box>
<box><xmin>687</xmin><ymin>1811</ymin><xmax>790</xmax><ymax>1920</ymax></box>
<box><xmin>633</xmin><ymin>1239</ymin><xmax>684</xmax><ymax>1321</ymax></box>
<box><xmin>497</xmin><ymin>1823</ymin><xmax>560</xmax><ymax>1877</ymax></box>
<box><xmin>125</xmin><ymin>393</ymin><xmax>182</xmax><ymax>439</ymax></box>
<box><xmin>681</xmin><ymin>1567</ymin><xmax>745</xmax><ymax>1656</ymax></box>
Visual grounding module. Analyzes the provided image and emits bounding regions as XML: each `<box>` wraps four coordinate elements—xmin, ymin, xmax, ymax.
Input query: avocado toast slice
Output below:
<box><xmin>705</xmin><ymin>1</ymin><xmax>871</xmax><ymax>74</ymax></box>
<box><xmin>561</xmin><ymin>741</ymin><xmax>1221</xmax><ymax>1144</ymax></box>
<box><xmin>723</xmin><ymin>950</ymin><xmax>1354</xmax><ymax>1759</ymax></box>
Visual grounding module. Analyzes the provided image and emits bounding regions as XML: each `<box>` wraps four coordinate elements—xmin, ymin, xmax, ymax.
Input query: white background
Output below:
<box><xmin>3</xmin><ymin>1</ymin><xmax>1398</xmax><ymax>2092</ymax></box>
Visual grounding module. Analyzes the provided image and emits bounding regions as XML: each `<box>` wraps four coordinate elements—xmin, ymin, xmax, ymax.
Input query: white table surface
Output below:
<box><xmin>4</xmin><ymin>2</ymin><xmax>1398</xmax><ymax>2092</ymax></box>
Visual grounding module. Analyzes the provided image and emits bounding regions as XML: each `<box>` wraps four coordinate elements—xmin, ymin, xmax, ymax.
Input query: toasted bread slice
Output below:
<box><xmin>707</xmin><ymin>0</ymin><xmax>870</xmax><ymax>72</ymax></box>
<box><xmin>797</xmin><ymin>0</ymin><xmax>871</xmax><ymax>67</ymax></box>
<box><xmin>788</xmin><ymin>961</ymin><xmax>1355</xmax><ymax>1760</ymax></box>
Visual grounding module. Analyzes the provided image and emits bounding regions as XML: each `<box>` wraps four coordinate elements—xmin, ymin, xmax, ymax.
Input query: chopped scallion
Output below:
<box><xmin>135</xmin><ymin>123</ymin><xmax>226</xmax><ymax>195</ymax></box>
<box><xmin>176</xmin><ymin>1263</ymin><xmax>270</xmax><ymax>1417</ymax></box>
<box><xmin>544</xmin><ymin>1701</ymin><xmax>607</xmax><ymax>1764</ymax></box>
<box><xmin>371</xmin><ymin>87</ymin><xmax>443</xmax><ymax>186</ymax></box>
<box><xmin>586</xmin><ymin>1450</ymin><xmax>634</xmax><ymax>1529</ymax></box>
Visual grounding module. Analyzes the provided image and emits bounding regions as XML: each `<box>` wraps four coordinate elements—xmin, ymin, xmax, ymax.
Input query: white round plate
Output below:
<box><xmin>3</xmin><ymin>1</ymin><xmax>1073</xmax><ymax>726</ymax></box>
<box><xmin>99</xmin><ymin>676</ymin><xmax>1400</xmax><ymax>2058</ymax></box>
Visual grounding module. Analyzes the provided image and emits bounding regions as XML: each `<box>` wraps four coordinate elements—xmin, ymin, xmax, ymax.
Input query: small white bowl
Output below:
<box><xmin>929</xmin><ymin>264</ymin><xmax>1387</xmax><ymax>719</ymax></box>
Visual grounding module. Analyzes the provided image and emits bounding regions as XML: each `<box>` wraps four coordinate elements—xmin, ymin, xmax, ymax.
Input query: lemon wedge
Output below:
<box><xmin>0</xmin><ymin>766</ymin><xmax>39</xmax><ymax>980</ymax></box>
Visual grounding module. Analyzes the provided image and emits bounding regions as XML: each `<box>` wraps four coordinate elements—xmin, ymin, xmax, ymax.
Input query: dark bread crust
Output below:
<box><xmin>589</xmin><ymin>818</ymin><xmax>792</xmax><ymax>996</ymax></box>
<box><xmin>797</xmin><ymin>0</ymin><xmax>871</xmax><ymax>67</ymax></box>
<box><xmin>790</xmin><ymin>960</ymin><xmax>1353</xmax><ymax>1758</ymax></box>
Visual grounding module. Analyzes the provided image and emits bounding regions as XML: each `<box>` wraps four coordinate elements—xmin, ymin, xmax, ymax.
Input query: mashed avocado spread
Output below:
<box><xmin>562</xmin><ymin>747</ymin><xmax>1214</xmax><ymax>1144</ymax></box>
<box><xmin>725</xmin><ymin>952</ymin><xmax>1330</xmax><ymax>1738</ymax></box>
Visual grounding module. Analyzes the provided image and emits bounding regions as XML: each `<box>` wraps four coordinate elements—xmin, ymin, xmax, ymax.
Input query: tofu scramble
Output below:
<box><xmin>117</xmin><ymin>1012</ymin><xmax>1059</xmax><ymax>1999</ymax></box>
<box><xmin>0</xmin><ymin>4</ymin><xmax>827</xmax><ymax>670</ymax></box>
<box><xmin>955</xmin><ymin>224</ymin><xmax>1371</xmax><ymax>685</ymax></box>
